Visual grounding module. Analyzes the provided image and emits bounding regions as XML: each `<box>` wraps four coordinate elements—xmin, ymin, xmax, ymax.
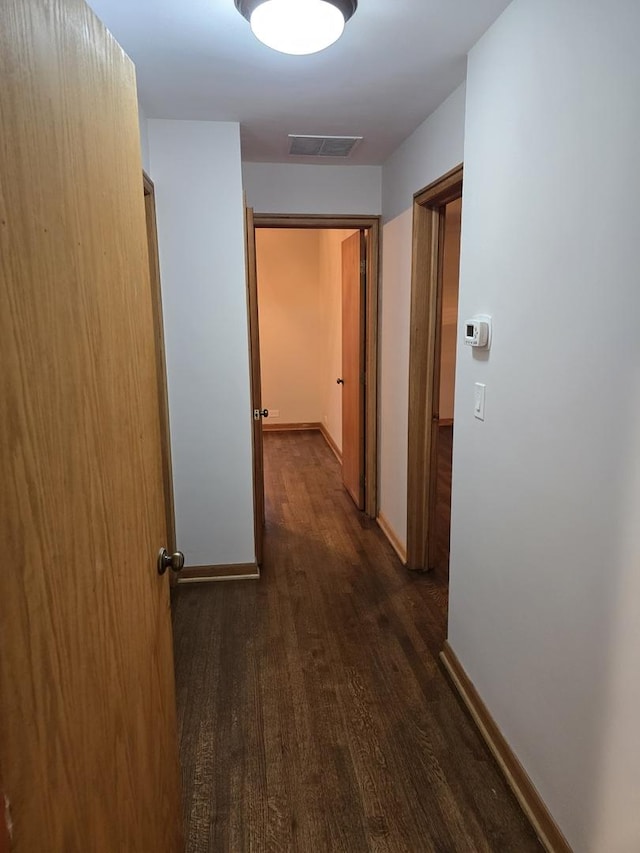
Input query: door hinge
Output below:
<box><xmin>360</xmin><ymin>260</ymin><xmax>366</xmax><ymax>275</ymax></box>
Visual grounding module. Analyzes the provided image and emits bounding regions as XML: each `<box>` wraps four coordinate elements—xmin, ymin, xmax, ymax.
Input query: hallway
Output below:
<box><xmin>172</xmin><ymin>432</ymin><xmax>541</xmax><ymax>852</ymax></box>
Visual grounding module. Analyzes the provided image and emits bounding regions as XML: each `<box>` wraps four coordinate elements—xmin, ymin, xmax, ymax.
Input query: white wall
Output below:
<box><xmin>148</xmin><ymin>120</ymin><xmax>255</xmax><ymax>567</ymax></box>
<box><xmin>243</xmin><ymin>163</ymin><xmax>382</xmax><ymax>215</ymax></box>
<box><xmin>378</xmin><ymin>85</ymin><xmax>466</xmax><ymax>547</ymax></box>
<box><xmin>448</xmin><ymin>1</ymin><xmax>640</xmax><ymax>850</ymax></box>
<box><xmin>382</xmin><ymin>84</ymin><xmax>466</xmax><ymax>224</ymax></box>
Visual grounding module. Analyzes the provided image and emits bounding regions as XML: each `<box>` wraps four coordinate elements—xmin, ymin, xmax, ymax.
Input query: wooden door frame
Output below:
<box><xmin>143</xmin><ymin>172</ymin><xmax>177</xmax><ymax>555</ymax></box>
<box><xmin>340</xmin><ymin>229</ymin><xmax>367</xmax><ymax>510</ymax></box>
<box><xmin>245</xmin><ymin>205</ymin><xmax>265</xmax><ymax>566</ymax></box>
<box><xmin>406</xmin><ymin>165</ymin><xmax>463</xmax><ymax>571</ymax></box>
<box><xmin>251</xmin><ymin>213</ymin><xmax>380</xmax><ymax>519</ymax></box>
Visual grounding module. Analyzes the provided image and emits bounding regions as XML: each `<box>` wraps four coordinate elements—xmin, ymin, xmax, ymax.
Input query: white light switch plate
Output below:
<box><xmin>474</xmin><ymin>383</ymin><xmax>486</xmax><ymax>421</ymax></box>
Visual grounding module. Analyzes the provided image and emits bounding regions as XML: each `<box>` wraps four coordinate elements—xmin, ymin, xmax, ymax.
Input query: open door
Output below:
<box><xmin>0</xmin><ymin>779</ymin><xmax>9</xmax><ymax>853</ymax></box>
<box><xmin>245</xmin><ymin>206</ymin><xmax>266</xmax><ymax>565</ymax></box>
<box><xmin>0</xmin><ymin>0</ymin><xmax>182</xmax><ymax>848</ymax></box>
<box><xmin>341</xmin><ymin>230</ymin><xmax>367</xmax><ymax>510</ymax></box>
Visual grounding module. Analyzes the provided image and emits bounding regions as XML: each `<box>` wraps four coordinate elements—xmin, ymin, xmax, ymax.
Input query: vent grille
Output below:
<box><xmin>288</xmin><ymin>135</ymin><xmax>362</xmax><ymax>158</ymax></box>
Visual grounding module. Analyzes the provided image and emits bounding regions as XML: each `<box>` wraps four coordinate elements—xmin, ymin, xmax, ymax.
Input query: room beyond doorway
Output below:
<box><xmin>255</xmin><ymin>227</ymin><xmax>355</xmax><ymax>465</ymax></box>
<box><xmin>246</xmin><ymin>214</ymin><xmax>380</xmax><ymax>535</ymax></box>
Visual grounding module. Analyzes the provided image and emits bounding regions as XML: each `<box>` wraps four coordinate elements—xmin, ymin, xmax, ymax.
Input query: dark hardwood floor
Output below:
<box><xmin>432</xmin><ymin>424</ymin><xmax>454</xmax><ymax>576</ymax></box>
<box><xmin>172</xmin><ymin>431</ymin><xmax>541</xmax><ymax>852</ymax></box>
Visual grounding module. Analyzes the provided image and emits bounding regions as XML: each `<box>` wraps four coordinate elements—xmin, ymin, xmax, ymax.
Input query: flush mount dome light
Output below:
<box><xmin>235</xmin><ymin>0</ymin><xmax>357</xmax><ymax>56</ymax></box>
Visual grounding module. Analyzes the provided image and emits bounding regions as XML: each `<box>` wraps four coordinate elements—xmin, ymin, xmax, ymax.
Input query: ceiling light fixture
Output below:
<box><xmin>235</xmin><ymin>0</ymin><xmax>357</xmax><ymax>56</ymax></box>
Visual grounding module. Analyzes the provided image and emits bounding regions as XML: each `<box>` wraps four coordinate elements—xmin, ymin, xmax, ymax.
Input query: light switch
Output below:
<box><xmin>474</xmin><ymin>383</ymin><xmax>486</xmax><ymax>421</ymax></box>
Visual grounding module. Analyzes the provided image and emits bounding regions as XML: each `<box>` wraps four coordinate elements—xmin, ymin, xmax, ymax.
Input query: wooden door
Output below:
<box><xmin>0</xmin><ymin>1</ymin><xmax>183</xmax><ymax>850</ymax></box>
<box><xmin>341</xmin><ymin>231</ymin><xmax>366</xmax><ymax>509</ymax></box>
<box><xmin>245</xmin><ymin>207</ymin><xmax>265</xmax><ymax>565</ymax></box>
<box><xmin>0</xmin><ymin>780</ymin><xmax>9</xmax><ymax>853</ymax></box>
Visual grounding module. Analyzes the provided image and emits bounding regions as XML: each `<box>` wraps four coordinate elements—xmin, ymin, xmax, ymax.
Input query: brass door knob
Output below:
<box><xmin>157</xmin><ymin>548</ymin><xmax>185</xmax><ymax>576</ymax></box>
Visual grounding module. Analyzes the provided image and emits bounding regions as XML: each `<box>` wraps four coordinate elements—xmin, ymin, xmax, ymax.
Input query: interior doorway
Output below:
<box><xmin>406</xmin><ymin>165</ymin><xmax>463</xmax><ymax>574</ymax></box>
<box><xmin>244</xmin><ymin>214</ymin><xmax>380</xmax><ymax>563</ymax></box>
<box><xmin>255</xmin><ymin>227</ymin><xmax>365</xmax><ymax>506</ymax></box>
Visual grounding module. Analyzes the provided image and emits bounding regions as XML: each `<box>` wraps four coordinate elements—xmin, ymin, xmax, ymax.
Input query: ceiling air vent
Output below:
<box><xmin>288</xmin><ymin>134</ymin><xmax>362</xmax><ymax>158</ymax></box>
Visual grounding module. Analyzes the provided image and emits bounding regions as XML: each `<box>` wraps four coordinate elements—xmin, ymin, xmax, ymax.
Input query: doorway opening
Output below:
<box><xmin>406</xmin><ymin>165</ymin><xmax>463</xmax><ymax>575</ymax></box>
<box><xmin>245</xmin><ymin>213</ymin><xmax>380</xmax><ymax>564</ymax></box>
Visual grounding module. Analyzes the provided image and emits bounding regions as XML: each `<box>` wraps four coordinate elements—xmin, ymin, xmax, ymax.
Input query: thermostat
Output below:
<box><xmin>464</xmin><ymin>315</ymin><xmax>492</xmax><ymax>349</ymax></box>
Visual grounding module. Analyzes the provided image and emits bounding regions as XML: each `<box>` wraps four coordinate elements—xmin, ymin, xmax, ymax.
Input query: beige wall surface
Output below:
<box><xmin>256</xmin><ymin>228</ymin><xmax>355</xmax><ymax>450</ymax></box>
<box><xmin>256</xmin><ymin>229</ymin><xmax>324</xmax><ymax>425</ymax></box>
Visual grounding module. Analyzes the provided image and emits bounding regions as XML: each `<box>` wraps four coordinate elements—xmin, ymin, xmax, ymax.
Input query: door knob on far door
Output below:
<box><xmin>336</xmin><ymin>378</ymin><xmax>344</xmax><ymax>385</ymax></box>
<box><xmin>253</xmin><ymin>408</ymin><xmax>269</xmax><ymax>420</ymax></box>
<box><xmin>157</xmin><ymin>547</ymin><xmax>185</xmax><ymax>576</ymax></box>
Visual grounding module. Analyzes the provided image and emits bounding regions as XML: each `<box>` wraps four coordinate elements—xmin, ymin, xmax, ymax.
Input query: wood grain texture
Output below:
<box><xmin>144</xmin><ymin>172</ymin><xmax>177</xmax><ymax>557</ymax></box>
<box><xmin>245</xmin><ymin>205</ymin><xmax>265</xmax><ymax>565</ymax></box>
<box><xmin>341</xmin><ymin>231</ymin><xmax>366</xmax><ymax>510</ymax></box>
<box><xmin>441</xmin><ymin>643</ymin><xmax>572</xmax><ymax>853</ymax></box>
<box><xmin>414</xmin><ymin>164</ymin><xmax>465</xmax><ymax>208</ymax></box>
<box><xmin>430</xmin><ymin>425</ymin><xmax>454</xmax><ymax>575</ymax></box>
<box><xmin>426</xmin><ymin>411</ymin><xmax>442</xmax><ymax>571</ymax></box>
<box><xmin>254</xmin><ymin>214</ymin><xmax>378</xmax><ymax>229</ymax></box>
<box><xmin>254</xmin><ymin>213</ymin><xmax>380</xmax><ymax>519</ymax></box>
<box><xmin>172</xmin><ymin>431</ymin><xmax>543</xmax><ymax>853</ymax></box>
<box><xmin>262</xmin><ymin>422</ymin><xmax>322</xmax><ymax>432</ymax></box>
<box><xmin>406</xmin><ymin>166</ymin><xmax>463</xmax><ymax>571</ymax></box>
<box><xmin>364</xmin><ymin>220</ymin><xmax>380</xmax><ymax>518</ymax></box>
<box><xmin>0</xmin><ymin>1</ymin><xmax>182</xmax><ymax>849</ymax></box>
<box><xmin>406</xmin><ymin>201</ymin><xmax>442</xmax><ymax>571</ymax></box>
<box><xmin>0</xmin><ymin>784</ymin><xmax>9</xmax><ymax>853</ymax></box>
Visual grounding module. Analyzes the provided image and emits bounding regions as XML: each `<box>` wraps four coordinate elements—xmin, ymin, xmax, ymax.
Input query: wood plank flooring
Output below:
<box><xmin>432</xmin><ymin>424</ymin><xmax>454</xmax><ymax>575</ymax></box>
<box><xmin>172</xmin><ymin>431</ymin><xmax>541</xmax><ymax>852</ymax></box>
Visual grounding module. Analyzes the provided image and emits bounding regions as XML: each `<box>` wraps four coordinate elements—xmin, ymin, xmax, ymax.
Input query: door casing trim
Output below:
<box><xmin>143</xmin><ymin>172</ymin><xmax>177</xmax><ymax>558</ymax></box>
<box><xmin>406</xmin><ymin>165</ymin><xmax>463</xmax><ymax>571</ymax></box>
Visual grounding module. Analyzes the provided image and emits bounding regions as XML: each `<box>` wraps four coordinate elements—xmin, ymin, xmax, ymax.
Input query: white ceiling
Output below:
<box><xmin>87</xmin><ymin>0</ymin><xmax>511</xmax><ymax>165</ymax></box>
